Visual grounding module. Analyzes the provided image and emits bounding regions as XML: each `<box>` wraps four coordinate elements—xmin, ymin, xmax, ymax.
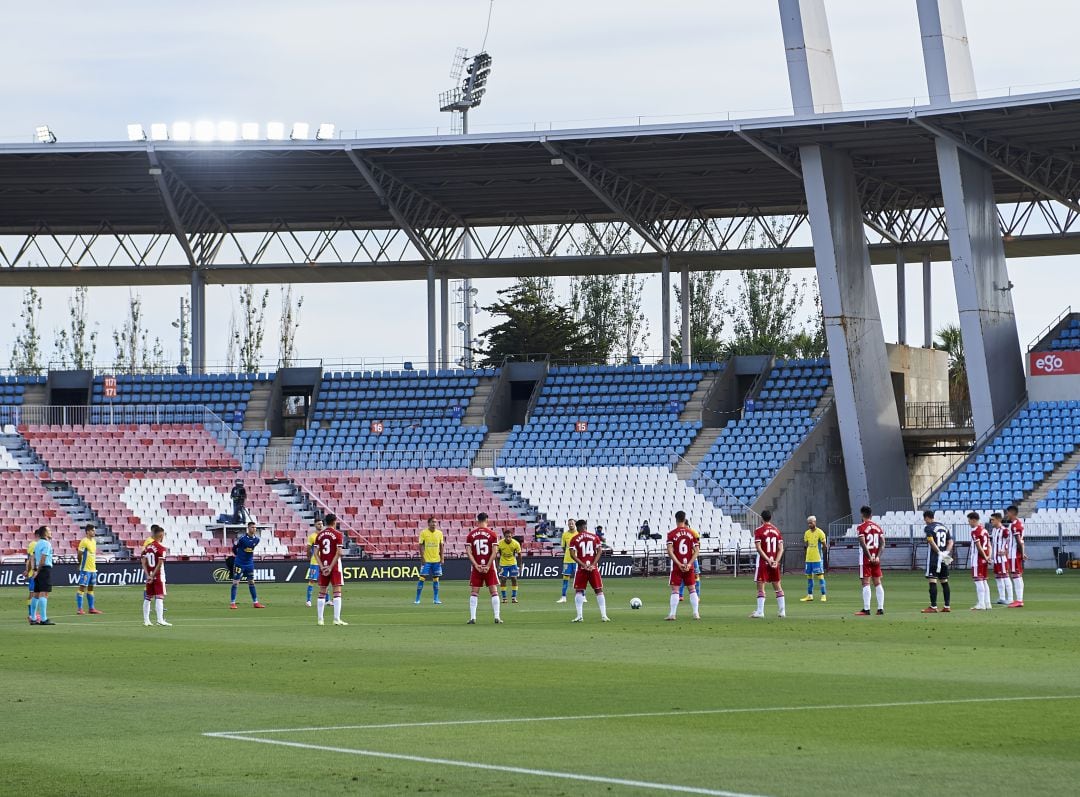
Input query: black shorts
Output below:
<box><xmin>33</xmin><ymin>566</ymin><xmax>53</xmax><ymax>593</ymax></box>
<box><xmin>925</xmin><ymin>554</ymin><xmax>949</xmax><ymax>580</ymax></box>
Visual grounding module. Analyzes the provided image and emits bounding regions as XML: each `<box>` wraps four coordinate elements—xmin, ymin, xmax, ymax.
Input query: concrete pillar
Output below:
<box><xmin>801</xmin><ymin>145</ymin><xmax>912</xmax><ymax>510</ymax></box>
<box><xmin>896</xmin><ymin>249</ymin><xmax>907</xmax><ymax>345</ymax></box>
<box><xmin>427</xmin><ymin>265</ymin><xmax>437</xmax><ymax>372</ymax></box>
<box><xmin>781</xmin><ymin>0</ymin><xmax>911</xmax><ymax>510</ymax></box>
<box><xmin>778</xmin><ymin>0</ymin><xmax>843</xmax><ymax>115</ymax></box>
<box><xmin>190</xmin><ymin>269</ymin><xmax>206</xmax><ymax>375</ymax></box>
<box><xmin>440</xmin><ymin>277</ymin><xmax>450</xmax><ymax>370</ymax></box>
<box><xmin>661</xmin><ymin>255</ymin><xmax>671</xmax><ymax>365</ymax></box>
<box><xmin>923</xmin><ymin>254</ymin><xmax>933</xmax><ymax>348</ymax></box>
<box><xmin>918</xmin><ymin>0</ymin><xmax>1025</xmax><ymax>436</ymax></box>
<box><xmin>680</xmin><ymin>266</ymin><xmax>691</xmax><ymax>365</ymax></box>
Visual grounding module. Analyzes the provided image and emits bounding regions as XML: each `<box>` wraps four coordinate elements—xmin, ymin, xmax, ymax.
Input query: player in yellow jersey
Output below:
<box><xmin>800</xmin><ymin>515</ymin><xmax>828</xmax><ymax>602</ymax></box>
<box><xmin>25</xmin><ymin>535</ymin><xmax>38</xmax><ymax>623</ymax></box>
<box><xmin>415</xmin><ymin>516</ymin><xmax>444</xmax><ymax>605</ymax></box>
<box><xmin>76</xmin><ymin>524</ymin><xmax>102</xmax><ymax>614</ymax></box>
<box><xmin>304</xmin><ymin>518</ymin><xmax>325</xmax><ymax>606</ymax></box>
<box><xmin>557</xmin><ymin>517</ymin><xmax>578</xmax><ymax>603</ymax></box>
<box><xmin>498</xmin><ymin>528</ymin><xmax>523</xmax><ymax>603</ymax></box>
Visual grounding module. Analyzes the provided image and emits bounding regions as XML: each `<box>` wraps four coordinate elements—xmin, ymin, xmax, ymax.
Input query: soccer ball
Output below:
<box><xmin>629</xmin><ymin>597</ymin><xmax>642</xmax><ymax>609</ymax></box>
<box><xmin>1056</xmin><ymin>567</ymin><xmax>1064</xmax><ymax>575</ymax></box>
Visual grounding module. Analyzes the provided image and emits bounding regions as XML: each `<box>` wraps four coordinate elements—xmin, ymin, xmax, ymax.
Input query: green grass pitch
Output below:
<box><xmin>2</xmin><ymin>572</ymin><xmax>1079</xmax><ymax>796</ymax></box>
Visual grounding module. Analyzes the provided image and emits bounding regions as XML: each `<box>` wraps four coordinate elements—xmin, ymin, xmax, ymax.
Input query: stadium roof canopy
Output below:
<box><xmin>2</xmin><ymin>88</ymin><xmax>1080</xmax><ymax>286</ymax></box>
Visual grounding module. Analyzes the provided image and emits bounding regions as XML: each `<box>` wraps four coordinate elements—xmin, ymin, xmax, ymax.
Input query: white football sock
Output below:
<box><xmin>688</xmin><ymin>592</ymin><xmax>699</xmax><ymax>615</ymax></box>
<box><xmin>756</xmin><ymin>595</ymin><xmax>765</xmax><ymax>614</ymax></box>
<box><xmin>1004</xmin><ymin>576</ymin><xmax>1014</xmax><ymax>602</ymax></box>
<box><xmin>875</xmin><ymin>585</ymin><xmax>885</xmax><ymax>610</ymax></box>
<box><xmin>983</xmin><ymin>581</ymin><xmax>993</xmax><ymax>608</ymax></box>
<box><xmin>776</xmin><ymin>594</ymin><xmax>786</xmax><ymax>614</ymax></box>
<box><xmin>469</xmin><ymin>595</ymin><xmax>478</xmax><ymax>620</ymax></box>
<box><xmin>1014</xmin><ymin>577</ymin><xmax>1024</xmax><ymax>602</ymax></box>
<box><xmin>333</xmin><ymin>596</ymin><xmax>342</xmax><ymax>621</ymax></box>
<box><xmin>595</xmin><ymin>592</ymin><xmax>607</xmax><ymax>617</ymax></box>
<box><xmin>317</xmin><ymin>596</ymin><xmax>326</xmax><ymax>621</ymax></box>
<box><xmin>995</xmin><ymin>579</ymin><xmax>1005</xmax><ymax>601</ymax></box>
<box><xmin>155</xmin><ymin>598</ymin><xmax>165</xmax><ymax>623</ymax></box>
<box><xmin>491</xmin><ymin>594</ymin><xmax>501</xmax><ymax>619</ymax></box>
<box><xmin>669</xmin><ymin>593</ymin><xmax>680</xmax><ymax>616</ymax></box>
<box><xmin>862</xmin><ymin>585</ymin><xmax>871</xmax><ymax>610</ymax></box>
<box><xmin>143</xmin><ymin>598</ymin><xmax>151</xmax><ymax>623</ymax></box>
<box><xmin>574</xmin><ymin>592</ymin><xmax>584</xmax><ymax>619</ymax></box>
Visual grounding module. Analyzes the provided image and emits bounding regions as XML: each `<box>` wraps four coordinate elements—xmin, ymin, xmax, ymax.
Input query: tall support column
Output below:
<box><xmin>896</xmin><ymin>249</ymin><xmax>907</xmax><ymax>345</ymax></box>
<box><xmin>781</xmin><ymin>0</ymin><xmax>910</xmax><ymax>510</ymax></box>
<box><xmin>439</xmin><ymin>277</ymin><xmax>450</xmax><ymax>370</ymax></box>
<box><xmin>801</xmin><ymin>147</ymin><xmax>912</xmax><ymax>510</ymax></box>
<box><xmin>918</xmin><ymin>0</ymin><xmax>1025</xmax><ymax>437</ymax></box>
<box><xmin>427</xmin><ymin>265</ymin><xmax>437</xmax><ymax>372</ymax></box>
<box><xmin>778</xmin><ymin>0</ymin><xmax>843</xmax><ymax>115</ymax></box>
<box><xmin>661</xmin><ymin>255</ymin><xmax>672</xmax><ymax>365</ymax></box>
<box><xmin>190</xmin><ymin>269</ymin><xmax>206</xmax><ymax>375</ymax></box>
<box><xmin>680</xmin><ymin>266</ymin><xmax>691</xmax><ymax>365</ymax></box>
<box><xmin>923</xmin><ymin>254</ymin><xmax>933</xmax><ymax>348</ymax></box>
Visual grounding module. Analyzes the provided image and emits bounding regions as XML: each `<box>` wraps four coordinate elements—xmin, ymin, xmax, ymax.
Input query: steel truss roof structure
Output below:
<box><xmin>2</xmin><ymin>89</ymin><xmax>1080</xmax><ymax>287</ymax></box>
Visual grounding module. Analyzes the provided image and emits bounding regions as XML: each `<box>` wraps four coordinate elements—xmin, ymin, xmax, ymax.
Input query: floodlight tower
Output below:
<box><xmin>439</xmin><ymin>49</ymin><xmax>493</xmax><ymax>368</ymax></box>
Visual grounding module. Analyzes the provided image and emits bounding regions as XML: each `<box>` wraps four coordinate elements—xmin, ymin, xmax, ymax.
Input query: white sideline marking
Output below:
<box><xmin>205</xmin><ymin>693</ymin><xmax>1080</xmax><ymax>737</ymax></box>
<box><xmin>204</xmin><ymin>733</ymin><xmax>764</xmax><ymax>797</ymax></box>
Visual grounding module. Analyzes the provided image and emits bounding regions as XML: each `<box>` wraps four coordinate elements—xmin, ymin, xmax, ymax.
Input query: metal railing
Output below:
<box><xmin>902</xmin><ymin>401</ymin><xmax>973</xmax><ymax>430</ymax></box>
<box><xmin>1027</xmin><ymin>305</ymin><xmax>1072</xmax><ymax>351</ymax></box>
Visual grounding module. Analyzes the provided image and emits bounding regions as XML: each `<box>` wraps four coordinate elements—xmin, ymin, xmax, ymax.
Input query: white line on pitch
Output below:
<box><xmin>205</xmin><ymin>693</ymin><xmax>1080</xmax><ymax>737</ymax></box>
<box><xmin>207</xmin><ymin>733</ymin><xmax>766</xmax><ymax>797</ymax></box>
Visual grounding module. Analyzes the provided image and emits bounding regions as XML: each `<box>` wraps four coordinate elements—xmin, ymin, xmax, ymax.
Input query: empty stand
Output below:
<box><xmin>693</xmin><ymin>359</ymin><xmax>831</xmax><ymax>505</ymax></box>
<box><xmin>92</xmin><ymin>372</ymin><xmax>269</xmax><ymax>430</ymax></box>
<box><xmin>291</xmin><ymin>469</ymin><xmax>529</xmax><ymax>557</ymax></box>
<box><xmin>1046</xmin><ymin>317</ymin><xmax>1080</xmax><ymax>350</ymax></box>
<box><xmin>291</xmin><ymin>369</ymin><xmax>492</xmax><ymax>469</ymax></box>
<box><xmin>22</xmin><ymin>424</ymin><xmax>240</xmax><ymax>471</ymax></box>
<box><xmin>491</xmin><ymin>466</ymin><xmax>749</xmax><ymax>552</ymax></box>
<box><xmin>0</xmin><ymin>471</ymin><xmax>83</xmax><ymax>557</ymax></box>
<box><xmin>499</xmin><ymin>364</ymin><xmax>715</xmax><ymax>467</ymax></box>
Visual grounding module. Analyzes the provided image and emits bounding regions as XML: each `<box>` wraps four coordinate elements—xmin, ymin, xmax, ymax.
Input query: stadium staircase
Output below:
<box><xmin>21</xmin><ymin>382</ymin><xmax>48</xmax><ymax>408</ymax></box>
<box><xmin>264</xmin><ymin>436</ymin><xmax>294</xmax><ymax>472</ymax></box>
<box><xmin>41</xmin><ymin>478</ymin><xmax>122</xmax><ymax>557</ymax></box>
<box><xmin>675</xmin><ymin>429</ymin><xmax>723</xmax><ymax>480</ymax></box>
<box><xmin>679</xmin><ymin>367</ymin><xmax>726</xmax><ymax>424</ymax></box>
<box><xmin>243</xmin><ymin>382</ymin><xmax>272</xmax><ymax>432</ymax></box>
<box><xmin>1019</xmin><ymin>448</ymin><xmax>1080</xmax><ymax>516</ymax></box>
<box><xmin>472</xmin><ymin>431</ymin><xmax>511</xmax><ymax>470</ymax></box>
<box><xmin>462</xmin><ymin>372</ymin><xmax>499</xmax><ymax>426</ymax></box>
<box><xmin>0</xmin><ymin>432</ymin><xmax>46</xmax><ymax>472</ymax></box>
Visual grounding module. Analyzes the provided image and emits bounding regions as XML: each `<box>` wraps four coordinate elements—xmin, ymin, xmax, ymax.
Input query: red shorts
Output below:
<box><xmin>754</xmin><ymin>559</ymin><xmax>781</xmax><ymax>584</ymax></box>
<box><xmin>972</xmin><ymin>557</ymin><xmax>988</xmax><ymax>580</ymax></box>
<box><xmin>860</xmin><ymin>558</ymin><xmax>883</xmax><ymax>579</ymax></box>
<box><xmin>318</xmin><ymin>563</ymin><xmax>343</xmax><ymax>588</ymax></box>
<box><xmin>469</xmin><ymin>566</ymin><xmax>499</xmax><ymax>589</ymax></box>
<box><xmin>573</xmin><ymin>566</ymin><xmax>603</xmax><ymax>592</ymax></box>
<box><xmin>669</xmin><ymin>566</ymin><xmax>697</xmax><ymax>588</ymax></box>
<box><xmin>145</xmin><ymin>578</ymin><xmax>165</xmax><ymax>597</ymax></box>
<box><xmin>1010</xmin><ymin>557</ymin><xmax>1024</xmax><ymax>575</ymax></box>
<box><xmin>993</xmin><ymin>560</ymin><xmax>1008</xmax><ymax>577</ymax></box>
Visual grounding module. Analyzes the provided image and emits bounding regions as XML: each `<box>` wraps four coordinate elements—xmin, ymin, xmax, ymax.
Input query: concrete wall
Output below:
<box><xmin>908</xmin><ymin>450</ymin><xmax>966</xmax><ymax>505</ymax></box>
<box><xmin>1027</xmin><ymin>373</ymin><xmax>1080</xmax><ymax>403</ymax></box>
<box><xmin>887</xmin><ymin>343</ymin><xmax>950</xmax><ymax>404</ymax></box>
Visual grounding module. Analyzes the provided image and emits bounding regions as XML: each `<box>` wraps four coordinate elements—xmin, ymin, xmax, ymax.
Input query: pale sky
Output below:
<box><xmin>1</xmin><ymin>0</ymin><xmax>1076</xmax><ymax>370</ymax></box>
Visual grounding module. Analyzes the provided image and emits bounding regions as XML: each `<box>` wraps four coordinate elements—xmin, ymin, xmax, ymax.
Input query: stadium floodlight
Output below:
<box><xmin>267</xmin><ymin>122</ymin><xmax>286</xmax><ymax>140</ymax></box>
<box><xmin>217</xmin><ymin>121</ymin><xmax>238</xmax><ymax>142</ymax></box>
<box><xmin>439</xmin><ymin>51</ymin><xmax>493</xmax><ymax>116</ymax></box>
<box><xmin>172</xmin><ymin>121</ymin><xmax>193</xmax><ymax>141</ymax></box>
<box><xmin>194</xmin><ymin>121</ymin><xmax>215</xmax><ymax>142</ymax></box>
<box><xmin>150</xmin><ymin>123</ymin><xmax>169</xmax><ymax>141</ymax></box>
<box><xmin>241</xmin><ymin>122</ymin><xmax>260</xmax><ymax>140</ymax></box>
<box><xmin>35</xmin><ymin>125</ymin><xmax>57</xmax><ymax>144</ymax></box>
<box><xmin>290</xmin><ymin>122</ymin><xmax>310</xmax><ymax>140</ymax></box>
<box><xmin>127</xmin><ymin>124</ymin><xmax>147</xmax><ymax>142</ymax></box>
<box><xmin>315</xmin><ymin>123</ymin><xmax>335</xmax><ymax>140</ymax></box>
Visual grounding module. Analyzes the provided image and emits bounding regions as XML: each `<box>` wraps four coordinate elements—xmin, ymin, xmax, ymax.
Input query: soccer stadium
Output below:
<box><xmin>2</xmin><ymin>2</ymin><xmax>1079</xmax><ymax>795</ymax></box>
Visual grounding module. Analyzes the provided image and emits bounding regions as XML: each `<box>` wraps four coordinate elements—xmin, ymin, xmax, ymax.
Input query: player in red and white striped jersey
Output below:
<box><xmin>968</xmin><ymin>512</ymin><xmax>993</xmax><ymax>610</ymax></box>
<box><xmin>988</xmin><ymin>513</ymin><xmax>1014</xmax><ymax>605</ymax></box>
<box><xmin>1005</xmin><ymin>506</ymin><xmax>1026</xmax><ymax>607</ymax></box>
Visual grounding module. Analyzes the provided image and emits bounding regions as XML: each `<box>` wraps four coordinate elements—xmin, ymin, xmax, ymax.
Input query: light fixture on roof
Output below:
<box><xmin>35</xmin><ymin>125</ymin><xmax>57</xmax><ymax>144</ymax></box>
<box><xmin>266</xmin><ymin>122</ymin><xmax>286</xmax><ymax>140</ymax></box>
<box><xmin>194</xmin><ymin>120</ymin><xmax>215</xmax><ymax>142</ymax></box>
<box><xmin>127</xmin><ymin>124</ymin><xmax>147</xmax><ymax>142</ymax></box>
<box><xmin>172</xmin><ymin>121</ymin><xmax>193</xmax><ymax>141</ymax></box>
<box><xmin>315</xmin><ymin>123</ymin><xmax>335</xmax><ymax>140</ymax></box>
<box><xmin>290</xmin><ymin>122</ymin><xmax>310</xmax><ymax>140</ymax></box>
<box><xmin>217</xmin><ymin>121</ymin><xmax>238</xmax><ymax>142</ymax></box>
<box><xmin>150</xmin><ymin>123</ymin><xmax>168</xmax><ymax>141</ymax></box>
<box><xmin>241</xmin><ymin>122</ymin><xmax>260</xmax><ymax>140</ymax></box>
